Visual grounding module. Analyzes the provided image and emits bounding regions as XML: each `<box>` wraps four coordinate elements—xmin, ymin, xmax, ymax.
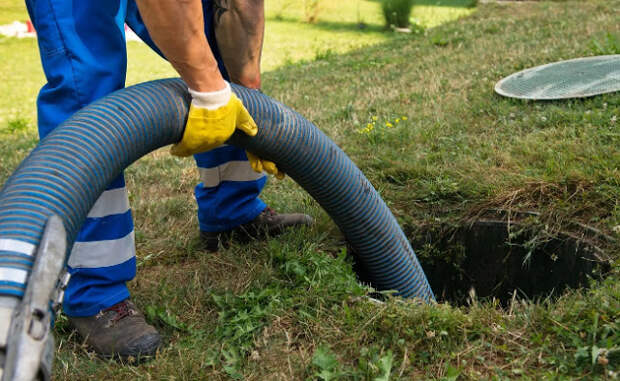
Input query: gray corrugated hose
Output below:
<box><xmin>0</xmin><ymin>78</ymin><xmax>434</xmax><ymax>302</ymax></box>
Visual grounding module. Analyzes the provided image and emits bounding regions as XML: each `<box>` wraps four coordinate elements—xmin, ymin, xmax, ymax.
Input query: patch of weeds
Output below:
<box><xmin>0</xmin><ymin>118</ymin><xmax>37</xmax><ymax>179</ymax></box>
<box><xmin>430</xmin><ymin>31</ymin><xmax>450</xmax><ymax>47</ymax></box>
<box><xmin>570</xmin><ymin>299</ymin><xmax>620</xmax><ymax>373</ymax></box>
<box><xmin>269</xmin><ymin>241</ymin><xmax>367</xmax><ymax>300</ymax></box>
<box><xmin>53</xmin><ymin>313</ymin><xmax>72</xmax><ymax>335</ymax></box>
<box><xmin>589</xmin><ymin>33</ymin><xmax>620</xmax><ymax>55</ymax></box>
<box><xmin>357</xmin><ymin>346</ymin><xmax>394</xmax><ymax>380</ymax></box>
<box><xmin>209</xmin><ymin>286</ymin><xmax>282</xmax><ymax>378</ymax></box>
<box><xmin>314</xmin><ymin>47</ymin><xmax>335</xmax><ymax>61</ymax></box>
<box><xmin>415</xmin><ymin>237</ymin><xmax>466</xmax><ymax>270</ymax></box>
<box><xmin>441</xmin><ymin>364</ymin><xmax>461</xmax><ymax>381</ymax></box>
<box><xmin>348</xmin><ymin>301</ymin><xmax>471</xmax><ymax>371</ymax></box>
<box><xmin>6</xmin><ymin>117</ymin><xmax>29</xmax><ymax>133</ymax></box>
<box><xmin>506</xmin><ymin>216</ymin><xmax>556</xmax><ymax>268</ymax></box>
<box><xmin>420</xmin><ymin>176</ymin><xmax>464</xmax><ymax>203</ymax></box>
<box><xmin>145</xmin><ymin>304</ymin><xmax>196</xmax><ymax>333</ymax></box>
<box><xmin>310</xmin><ymin>344</ymin><xmax>396</xmax><ymax>380</ymax></box>
<box><xmin>357</xmin><ymin>114</ymin><xmax>409</xmax><ymax>145</ymax></box>
<box><xmin>206</xmin><ymin>240</ymin><xmax>367</xmax><ymax>378</ymax></box>
<box><xmin>310</xmin><ymin>345</ymin><xmax>344</xmax><ymax>380</ymax></box>
<box><xmin>430</xmin><ymin>30</ymin><xmax>465</xmax><ymax>47</ymax></box>
<box><xmin>536</xmin><ymin>278</ymin><xmax>620</xmax><ymax>376</ymax></box>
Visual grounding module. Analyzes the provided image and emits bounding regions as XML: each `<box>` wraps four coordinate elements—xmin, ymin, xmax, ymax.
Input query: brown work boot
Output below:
<box><xmin>201</xmin><ymin>207</ymin><xmax>313</xmax><ymax>252</ymax></box>
<box><xmin>68</xmin><ymin>300</ymin><xmax>161</xmax><ymax>361</ymax></box>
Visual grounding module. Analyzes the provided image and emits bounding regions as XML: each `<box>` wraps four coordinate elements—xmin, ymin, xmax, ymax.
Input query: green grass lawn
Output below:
<box><xmin>1</xmin><ymin>0</ymin><xmax>620</xmax><ymax>379</ymax></box>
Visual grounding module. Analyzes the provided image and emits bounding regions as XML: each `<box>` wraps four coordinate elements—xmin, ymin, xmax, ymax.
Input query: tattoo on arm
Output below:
<box><xmin>213</xmin><ymin>0</ymin><xmax>229</xmax><ymax>24</ymax></box>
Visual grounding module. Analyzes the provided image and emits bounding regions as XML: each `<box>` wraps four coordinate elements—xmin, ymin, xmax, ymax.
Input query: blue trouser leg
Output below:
<box><xmin>27</xmin><ymin>0</ymin><xmax>268</xmax><ymax>317</ymax></box>
<box><xmin>127</xmin><ymin>0</ymin><xmax>268</xmax><ymax>232</ymax></box>
<box><xmin>26</xmin><ymin>0</ymin><xmax>136</xmax><ymax>317</ymax></box>
<box><xmin>194</xmin><ymin>147</ymin><xmax>267</xmax><ymax>231</ymax></box>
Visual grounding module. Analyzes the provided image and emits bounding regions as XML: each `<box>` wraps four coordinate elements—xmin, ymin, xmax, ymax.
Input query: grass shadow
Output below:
<box><xmin>267</xmin><ymin>15</ymin><xmax>387</xmax><ymax>34</ymax></box>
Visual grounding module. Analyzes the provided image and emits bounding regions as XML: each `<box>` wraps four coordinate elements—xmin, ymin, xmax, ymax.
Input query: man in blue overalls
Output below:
<box><xmin>25</xmin><ymin>0</ymin><xmax>312</xmax><ymax>358</ymax></box>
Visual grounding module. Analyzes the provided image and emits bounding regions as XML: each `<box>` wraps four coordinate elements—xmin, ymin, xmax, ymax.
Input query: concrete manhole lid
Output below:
<box><xmin>495</xmin><ymin>55</ymin><xmax>620</xmax><ymax>100</ymax></box>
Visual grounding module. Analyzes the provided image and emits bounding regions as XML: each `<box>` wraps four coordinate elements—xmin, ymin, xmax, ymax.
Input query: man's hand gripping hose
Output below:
<box><xmin>0</xmin><ymin>215</ymin><xmax>70</xmax><ymax>381</ymax></box>
<box><xmin>171</xmin><ymin>82</ymin><xmax>284</xmax><ymax>179</ymax></box>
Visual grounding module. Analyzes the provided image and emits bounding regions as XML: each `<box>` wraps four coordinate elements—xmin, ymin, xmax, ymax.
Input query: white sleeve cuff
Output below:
<box><xmin>188</xmin><ymin>82</ymin><xmax>232</xmax><ymax>110</ymax></box>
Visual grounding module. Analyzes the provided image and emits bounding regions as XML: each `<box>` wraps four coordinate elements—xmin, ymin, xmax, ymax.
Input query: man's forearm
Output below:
<box><xmin>135</xmin><ymin>0</ymin><xmax>226</xmax><ymax>92</ymax></box>
<box><xmin>214</xmin><ymin>0</ymin><xmax>265</xmax><ymax>89</ymax></box>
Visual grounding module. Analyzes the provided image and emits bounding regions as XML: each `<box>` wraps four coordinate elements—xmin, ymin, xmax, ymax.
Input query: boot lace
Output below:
<box><xmin>102</xmin><ymin>300</ymin><xmax>135</xmax><ymax>323</ymax></box>
<box><xmin>262</xmin><ymin>207</ymin><xmax>276</xmax><ymax>217</ymax></box>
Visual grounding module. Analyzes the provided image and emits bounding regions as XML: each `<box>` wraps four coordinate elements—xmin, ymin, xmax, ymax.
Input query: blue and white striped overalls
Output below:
<box><xmin>25</xmin><ymin>0</ymin><xmax>267</xmax><ymax>317</ymax></box>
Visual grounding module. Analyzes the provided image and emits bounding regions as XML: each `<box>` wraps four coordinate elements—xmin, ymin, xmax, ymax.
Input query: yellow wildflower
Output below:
<box><xmin>401</xmin><ymin>116</ymin><xmax>408</xmax><ymax>120</ymax></box>
<box><xmin>386</xmin><ymin>122</ymin><xmax>393</xmax><ymax>128</ymax></box>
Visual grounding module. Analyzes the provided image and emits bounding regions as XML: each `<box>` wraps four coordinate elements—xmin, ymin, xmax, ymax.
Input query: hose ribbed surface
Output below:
<box><xmin>0</xmin><ymin>78</ymin><xmax>433</xmax><ymax>301</ymax></box>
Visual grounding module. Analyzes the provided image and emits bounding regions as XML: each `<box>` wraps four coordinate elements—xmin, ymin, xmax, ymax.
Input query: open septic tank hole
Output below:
<box><xmin>404</xmin><ymin>211</ymin><xmax>612</xmax><ymax>306</ymax></box>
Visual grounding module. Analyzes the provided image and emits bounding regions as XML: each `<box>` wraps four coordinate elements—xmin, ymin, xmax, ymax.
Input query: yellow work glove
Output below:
<box><xmin>171</xmin><ymin>82</ymin><xmax>258</xmax><ymax>157</ymax></box>
<box><xmin>246</xmin><ymin>151</ymin><xmax>285</xmax><ymax>180</ymax></box>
